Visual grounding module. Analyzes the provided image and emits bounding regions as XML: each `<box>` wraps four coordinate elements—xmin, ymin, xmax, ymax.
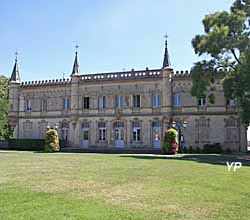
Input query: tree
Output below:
<box><xmin>191</xmin><ymin>0</ymin><xmax>250</xmax><ymax>123</ymax></box>
<box><xmin>0</xmin><ymin>75</ymin><xmax>12</xmax><ymax>139</ymax></box>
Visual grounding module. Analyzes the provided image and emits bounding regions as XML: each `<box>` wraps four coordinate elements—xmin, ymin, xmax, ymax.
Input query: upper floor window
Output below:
<box><xmin>133</xmin><ymin>95</ymin><xmax>141</xmax><ymax>108</ymax></box>
<box><xmin>98</xmin><ymin>96</ymin><xmax>106</xmax><ymax>110</ymax></box>
<box><xmin>116</xmin><ymin>95</ymin><xmax>123</xmax><ymax>109</ymax></box>
<box><xmin>41</xmin><ymin>99</ymin><xmax>47</xmax><ymax>112</ymax></box>
<box><xmin>173</xmin><ymin>94</ymin><xmax>181</xmax><ymax>107</ymax></box>
<box><xmin>227</xmin><ymin>99</ymin><xmax>236</xmax><ymax>106</ymax></box>
<box><xmin>198</xmin><ymin>97</ymin><xmax>206</xmax><ymax>107</ymax></box>
<box><xmin>152</xmin><ymin>94</ymin><xmax>160</xmax><ymax>108</ymax></box>
<box><xmin>26</xmin><ymin>99</ymin><xmax>32</xmax><ymax>112</ymax></box>
<box><xmin>63</xmin><ymin>97</ymin><xmax>70</xmax><ymax>110</ymax></box>
<box><xmin>83</xmin><ymin>97</ymin><xmax>90</xmax><ymax>109</ymax></box>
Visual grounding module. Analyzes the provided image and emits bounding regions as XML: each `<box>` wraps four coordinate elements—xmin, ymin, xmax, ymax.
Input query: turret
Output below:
<box><xmin>161</xmin><ymin>35</ymin><xmax>173</xmax><ymax>114</ymax></box>
<box><xmin>69</xmin><ymin>45</ymin><xmax>80</xmax><ymax>146</ymax></box>
<box><xmin>8</xmin><ymin>52</ymin><xmax>21</xmax><ymax>137</ymax></box>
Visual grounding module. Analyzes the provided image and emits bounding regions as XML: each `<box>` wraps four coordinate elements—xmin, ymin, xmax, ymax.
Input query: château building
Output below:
<box><xmin>8</xmin><ymin>39</ymin><xmax>247</xmax><ymax>152</ymax></box>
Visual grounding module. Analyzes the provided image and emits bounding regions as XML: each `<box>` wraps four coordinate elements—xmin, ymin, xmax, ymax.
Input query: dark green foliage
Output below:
<box><xmin>8</xmin><ymin>139</ymin><xmax>65</xmax><ymax>151</ymax></box>
<box><xmin>0</xmin><ymin>75</ymin><xmax>12</xmax><ymax>139</ymax></box>
<box><xmin>203</xmin><ymin>143</ymin><xmax>223</xmax><ymax>154</ymax></box>
<box><xmin>182</xmin><ymin>146</ymin><xmax>188</xmax><ymax>153</ymax></box>
<box><xmin>195</xmin><ymin>147</ymin><xmax>201</xmax><ymax>153</ymax></box>
<box><xmin>225</xmin><ymin>148</ymin><xmax>233</xmax><ymax>154</ymax></box>
<box><xmin>8</xmin><ymin>139</ymin><xmax>45</xmax><ymax>151</ymax></box>
<box><xmin>188</xmin><ymin>146</ymin><xmax>194</xmax><ymax>154</ymax></box>
<box><xmin>191</xmin><ymin>0</ymin><xmax>250</xmax><ymax>123</ymax></box>
<box><xmin>162</xmin><ymin>142</ymin><xmax>170</xmax><ymax>154</ymax></box>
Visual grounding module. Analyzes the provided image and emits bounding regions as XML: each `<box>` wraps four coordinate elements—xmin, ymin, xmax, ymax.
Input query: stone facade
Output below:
<box><xmin>8</xmin><ymin>43</ymin><xmax>248</xmax><ymax>152</ymax></box>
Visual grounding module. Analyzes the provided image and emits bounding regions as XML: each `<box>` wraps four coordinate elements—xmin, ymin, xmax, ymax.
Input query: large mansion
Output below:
<box><xmin>8</xmin><ymin>40</ymin><xmax>247</xmax><ymax>151</ymax></box>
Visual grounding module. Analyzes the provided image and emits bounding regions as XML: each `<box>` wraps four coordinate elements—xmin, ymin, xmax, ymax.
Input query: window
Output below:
<box><xmin>26</xmin><ymin>99</ymin><xmax>32</xmax><ymax>112</ymax></box>
<box><xmin>63</xmin><ymin>97</ymin><xmax>70</xmax><ymax>110</ymax></box>
<box><xmin>116</xmin><ymin>95</ymin><xmax>123</xmax><ymax>109</ymax></box>
<box><xmin>198</xmin><ymin>97</ymin><xmax>206</xmax><ymax>106</ymax></box>
<box><xmin>132</xmin><ymin>121</ymin><xmax>141</xmax><ymax>142</ymax></box>
<box><xmin>133</xmin><ymin>95</ymin><xmax>141</xmax><ymax>108</ymax></box>
<box><xmin>98</xmin><ymin>96</ymin><xmax>106</xmax><ymax>110</ymax></box>
<box><xmin>227</xmin><ymin>99</ymin><xmax>236</xmax><ymax>106</ymax></box>
<box><xmin>173</xmin><ymin>94</ymin><xmax>181</xmax><ymax>107</ymax></box>
<box><xmin>98</xmin><ymin>122</ymin><xmax>106</xmax><ymax>141</ymax></box>
<box><xmin>41</xmin><ymin>99</ymin><xmax>47</xmax><ymax>112</ymax></box>
<box><xmin>83</xmin><ymin>97</ymin><xmax>90</xmax><ymax>109</ymax></box>
<box><xmin>152</xmin><ymin>94</ymin><xmax>160</xmax><ymax>108</ymax></box>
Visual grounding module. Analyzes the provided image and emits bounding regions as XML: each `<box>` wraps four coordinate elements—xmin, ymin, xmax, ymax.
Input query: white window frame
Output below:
<box><xmin>173</xmin><ymin>94</ymin><xmax>181</xmax><ymax>107</ymax></box>
<box><xmin>116</xmin><ymin>95</ymin><xmax>123</xmax><ymax>109</ymax></box>
<box><xmin>133</xmin><ymin>95</ymin><xmax>141</xmax><ymax>108</ymax></box>
<box><xmin>41</xmin><ymin>99</ymin><xmax>47</xmax><ymax>112</ymax></box>
<box><xmin>98</xmin><ymin>96</ymin><xmax>106</xmax><ymax>110</ymax></box>
<box><xmin>152</xmin><ymin>94</ymin><xmax>160</xmax><ymax>108</ymax></box>
<box><xmin>198</xmin><ymin>97</ymin><xmax>206</xmax><ymax>107</ymax></box>
<box><xmin>99</xmin><ymin>128</ymin><xmax>106</xmax><ymax>141</ymax></box>
<box><xmin>63</xmin><ymin>97</ymin><xmax>70</xmax><ymax>110</ymax></box>
<box><xmin>26</xmin><ymin>99</ymin><xmax>32</xmax><ymax>112</ymax></box>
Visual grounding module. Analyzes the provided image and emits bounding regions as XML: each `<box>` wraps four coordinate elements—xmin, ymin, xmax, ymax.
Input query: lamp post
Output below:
<box><xmin>172</xmin><ymin>120</ymin><xmax>187</xmax><ymax>152</ymax></box>
<box><xmin>47</xmin><ymin>123</ymin><xmax>59</xmax><ymax>130</ymax></box>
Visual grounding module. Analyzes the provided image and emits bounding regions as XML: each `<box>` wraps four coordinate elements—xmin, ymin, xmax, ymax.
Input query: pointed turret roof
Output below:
<box><xmin>71</xmin><ymin>46</ymin><xmax>79</xmax><ymax>75</ymax></box>
<box><xmin>163</xmin><ymin>35</ymin><xmax>171</xmax><ymax>68</ymax></box>
<box><xmin>10</xmin><ymin>53</ymin><xmax>21</xmax><ymax>82</ymax></box>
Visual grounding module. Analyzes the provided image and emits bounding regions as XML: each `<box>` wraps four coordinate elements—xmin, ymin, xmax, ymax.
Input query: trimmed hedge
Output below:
<box><xmin>203</xmin><ymin>143</ymin><xmax>223</xmax><ymax>154</ymax></box>
<box><xmin>8</xmin><ymin>139</ymin><xmax>66</xmax><ymax>151</ymax></box>
<box><xmin>8</xmin><ymin>139</ymin><xmax>45</xmax><ymax>151</ymax></box>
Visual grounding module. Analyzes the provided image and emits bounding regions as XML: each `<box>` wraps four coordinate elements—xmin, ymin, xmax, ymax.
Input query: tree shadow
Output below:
<box><xmin>120</xmin><ymin>154</ymin><xmax>250</xmax><ymax>166</ymax></box>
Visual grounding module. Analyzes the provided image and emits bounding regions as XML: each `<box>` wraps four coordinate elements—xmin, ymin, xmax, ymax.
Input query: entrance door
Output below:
<box><xmin>114</xmin><ymin>128</ymin><xmax>124</xmax><ymax>148</ymax></box>
<box><xmin>82</xmin><ymin>128</ymin><xmax>89</xmax><ymax>148</ymax></box>
<box><xmin>152</xmin><ymin>122</ymin><xmax>161</xmax><ymax>148</ymax></box>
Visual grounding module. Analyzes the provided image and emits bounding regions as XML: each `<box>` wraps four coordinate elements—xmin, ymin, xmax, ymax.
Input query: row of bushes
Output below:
<box><xmin>179</xmin><ymin>143</ymin><xmax>232</xmax><ymax>154</ymax></box>
<box><xmin>8</xmin><ymin>139</ymin><xmax>67</xmax><ymax>151</ymax></box>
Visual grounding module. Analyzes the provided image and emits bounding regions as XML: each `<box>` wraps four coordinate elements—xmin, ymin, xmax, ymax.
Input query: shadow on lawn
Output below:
<box><xmin>120</xmin><ymin>154</ymin><xmax>250</xmax><ymax>166</ymax></box>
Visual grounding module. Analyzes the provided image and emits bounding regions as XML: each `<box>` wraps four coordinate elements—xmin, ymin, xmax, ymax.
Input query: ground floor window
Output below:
<box><xmin>132</xmin><ymin>121</ymin><xmax>141</xmax><ymax>142</ymax></box>
<box><xmin>98</xmin><ymin>122</ymin><xmax>106</xmax><ymax>141</ymax></box>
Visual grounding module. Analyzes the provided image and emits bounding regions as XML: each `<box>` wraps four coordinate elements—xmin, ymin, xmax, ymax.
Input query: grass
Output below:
<box><xmin>0</xmin><ymin>151</ymin><xmax>250</xmax><ymax>220</ymax></box>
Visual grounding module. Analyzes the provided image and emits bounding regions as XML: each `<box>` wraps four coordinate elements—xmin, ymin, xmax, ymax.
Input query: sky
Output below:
<box><xmin>0</xmin><ymin>0</ymin><xmax>233</xmax><ymax>81</ymax></box>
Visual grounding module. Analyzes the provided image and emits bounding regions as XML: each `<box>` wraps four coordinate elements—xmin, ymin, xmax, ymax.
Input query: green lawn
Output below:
<box><xmin>0</xmin><ymin>151</ymin><xmax>250</xmax><ymax>220</ymax></box>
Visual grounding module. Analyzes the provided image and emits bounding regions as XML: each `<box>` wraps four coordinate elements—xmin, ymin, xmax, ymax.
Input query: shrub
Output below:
<box><xmin>195</xmin><ymin>147</ymin><xmax>201</xmax><ymax>153</ymax></box>
<box><xmin>188</xmin><ymin>146</ymin><xmax>193</xmax><ymax>154</ymax></box>
<box><xmin>225</xmin><ymin>148</ymin><xmax>232</xmax><ymax>154</ymax></box>
<box><xmin>203</xmin><ymin>143</ymin><xmax>223</xmax><ymax>154</ymax></box>
<box><xmin>162</xmin><ymin>128</ymin><xmax>179</xmax><ymax>154</ymax></box>
<box><xmin>182</xmin><ymin>146</ymin><xmax>188</xmax><ymax>153</ymax></box>
<box><xmin>44</xmin><ymin>129</ymin><xmax>60</xmax><ymax>152</ymax></box>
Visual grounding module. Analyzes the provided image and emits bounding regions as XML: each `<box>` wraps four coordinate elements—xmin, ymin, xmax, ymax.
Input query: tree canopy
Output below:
<box><xmin>0</xmin><ymin>75</ymin><xmax>12</xmax><ymax>139</ymax></box>
<box><xmin>191</xmin><ymin>0</ymin><xmax>250</xmax><ymax>123</ymax></box>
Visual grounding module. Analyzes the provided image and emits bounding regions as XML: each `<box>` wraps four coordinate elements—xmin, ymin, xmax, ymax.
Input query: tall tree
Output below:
<box><xmin>191</xmin><ymin>0</ymin><xmax>250</xmax><ymax>123</ymax></box>
<box><xmin>0</xmin><ymin>75</ymin><xmax>12</xmax><ymax>139</ymax></box>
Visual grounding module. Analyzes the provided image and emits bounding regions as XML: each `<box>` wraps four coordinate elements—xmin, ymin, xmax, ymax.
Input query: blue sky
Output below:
<box><xmin>0</xmin><ymin>0</ymin><xmax>232</xmax><ymax>81</ymax></box>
